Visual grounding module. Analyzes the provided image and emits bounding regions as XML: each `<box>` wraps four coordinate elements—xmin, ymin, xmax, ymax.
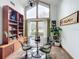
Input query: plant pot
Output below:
<box><xmin>54</xmin><ymin>41</ymin><xmax>60</xmax><ymax>46</ymax></box>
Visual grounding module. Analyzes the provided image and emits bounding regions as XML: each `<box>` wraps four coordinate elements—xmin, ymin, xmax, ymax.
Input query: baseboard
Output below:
<box><xmin>61</xmin><ymin>46</ymin><xmax>74</xmax><ymax>59</ymax></box>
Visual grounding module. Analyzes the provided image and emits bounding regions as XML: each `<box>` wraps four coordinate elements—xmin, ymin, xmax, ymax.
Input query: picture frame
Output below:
<box><xmin>51</xmin><ymin>20</ymin><xmax>56</xmax><ymax>26</ymax></box>
<box><xmin>60</xmin><ymin>11</ymin><xmax>79</xmax><ymax>26</ymax></box>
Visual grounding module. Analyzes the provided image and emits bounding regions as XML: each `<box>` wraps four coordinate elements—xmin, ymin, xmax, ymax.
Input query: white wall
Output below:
<box><xmin>50</xmin><ymin>4</ymin><xmax>57</xmax><ymax>20</ymax></box>
<box><xmin>0</xmin><ymin>0</ymin><xmax>24</xmax><ymax>44</ymax></box>
<box><xmin>58</xmin><ymin>0</ymin><xmax>79</xmax><ymax>20</ymax></box>
<box><xmin>50</xmin><ymin>0</ymin><xmax>59</xmax><ymax>20</ymax></box>
<box><xmin>57</xmin><ymin>0</ymin><xmax>79</xmax><ymax>59</ymax></box>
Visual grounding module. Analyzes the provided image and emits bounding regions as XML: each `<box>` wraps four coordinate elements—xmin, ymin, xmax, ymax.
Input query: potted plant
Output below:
<box><xmin>51</xmin><ymin>26</ymin><xmax>62</xmax><ymax>46</ymax></box>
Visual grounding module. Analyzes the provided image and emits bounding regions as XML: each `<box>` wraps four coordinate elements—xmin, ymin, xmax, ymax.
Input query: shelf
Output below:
<box><xmin>9</xmin><ymin>23</ymin><xmax>17</xmax><ymax>26</ymax></box>
<box><xmin>9</xmin><ymin>30</ymin><xmax>17</xmax><ymax>32</ymax></box>
<box><xmin>19</xmin><ymin>33</ymin><xmax>23</xmax><ymax>35</ymax></box>
<box><xmin>9</xmin><ymin>34</ymin><xmax>17</xmax><ymax>38</ymax></box>
<box><xmin>9</xmin><ymin>19</ymin><xmax>17</xmax><ymax>23</ymax></box>
<box><xmin>18</xmin><ymin>21</ymin><xmax>23</xmax><ymax>23</ymax></box>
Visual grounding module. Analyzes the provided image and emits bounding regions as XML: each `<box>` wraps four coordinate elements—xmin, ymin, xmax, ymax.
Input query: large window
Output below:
<box><xmin>26</xmin><ymin>3</ymin><xmax>49</xmax><ymax>19</ymax></box>
<box><xmin>38</xmin><ymin>5</ymin><xmax>49</xmax><ymax>18</ymax></box>
<box><xmin>27</xmin><ymin>6</ymin><xmax>36</xmax><ymax>19</ymax></box>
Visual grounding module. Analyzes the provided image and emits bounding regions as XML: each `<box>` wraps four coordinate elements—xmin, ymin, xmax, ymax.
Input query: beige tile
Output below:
<box><xmin>50</xmin><ymin>46</ymin><xmax>73</xmax><ymax>59</ymax></box>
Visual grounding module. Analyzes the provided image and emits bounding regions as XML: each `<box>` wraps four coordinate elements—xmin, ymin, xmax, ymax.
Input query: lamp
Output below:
<box><xmin>29</xmin><ymin>0</ymin><xmax>34</xmax><ymax>7</ymax></box>
<box><xmin>30</xmin><ymin>2</ymin><xmax>33</xmax><ymax>6</ymax></box>
<box><xmin>28</xmin><ymin>0</ymin><xmax>39</xmax><ymax>7</ymax></box>
<box><xmin>28</xmin><ymin>0</ymin><xmax>35</xmax><ymax>7</ymax></box>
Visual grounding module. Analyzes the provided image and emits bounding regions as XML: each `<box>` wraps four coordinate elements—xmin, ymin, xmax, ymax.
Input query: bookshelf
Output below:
<box><xmin>3</xmin><ymin>6</ymin><xmax>24</xmax><ymax>44</ymax></box>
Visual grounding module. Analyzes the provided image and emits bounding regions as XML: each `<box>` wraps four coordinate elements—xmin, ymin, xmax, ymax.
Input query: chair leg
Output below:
<box><xmin>25</xmin><ymin>51</ymin><xmax>27</xmax><ymax>59</ymax></box>
<box><xmin>46</xmin><ymin>53</ymin><xmax>48</xmax><ymax>59</ymax></box>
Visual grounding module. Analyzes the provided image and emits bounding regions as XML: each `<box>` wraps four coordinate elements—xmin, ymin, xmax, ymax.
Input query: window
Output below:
<box><xmin>27</xmin><ymin>6</ymin><xmax>36</xmax><ymax>19</ymax></box>
<box><xmin>38</xmin><ymin>5</ymin><xmax>49</xmax><ymax>18</ymax></box>
<box><xmin>26</xmin><ymin>3</ymin><xmax>49</xmax><ymax>19</ymax></box>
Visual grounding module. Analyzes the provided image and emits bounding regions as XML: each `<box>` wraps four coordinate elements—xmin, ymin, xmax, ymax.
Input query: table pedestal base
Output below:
<box><xmin>32</xmin><ymin>52</ymin><xmax>41</xmax><ymax>58</ymax></box>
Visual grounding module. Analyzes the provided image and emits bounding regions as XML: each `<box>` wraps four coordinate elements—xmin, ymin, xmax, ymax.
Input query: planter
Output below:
<box><xmin>54</xmin><ymin>41</ymin><xmax>60</xmax><ymax>46</ymax></box>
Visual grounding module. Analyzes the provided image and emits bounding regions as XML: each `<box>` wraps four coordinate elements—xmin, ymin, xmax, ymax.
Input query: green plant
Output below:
<box><xmin>51</xmin><ymin>26</ymin><xmax>62</xmax><ymax>40</ymax></box>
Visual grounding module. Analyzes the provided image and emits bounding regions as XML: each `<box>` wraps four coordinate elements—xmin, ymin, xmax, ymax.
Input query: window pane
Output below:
<box><xmin>28</xmin><ymin>22</ymin><xmax>36</xmax><ymax>37</ymax></box>
<box><xmin>27</xmin><ymin>6</ymin><xmax>36</xmax><ymax>19</ymax></box>
<box><xmin>38</xmin><ymin>21</ymin><xmax>47</xmax><ymax>37</ymax></box>
<box><xmin>38</xmin><ymin>5</ymin><xmax>49</xmax><ymax>18</ymax></box>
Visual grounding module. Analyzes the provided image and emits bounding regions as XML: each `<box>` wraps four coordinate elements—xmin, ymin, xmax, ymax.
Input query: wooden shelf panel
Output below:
<box><xmin>9</xmin><ymin>20</ymin><xmax>17</xmax><ymax>23</ymax></box>
<box><xmin>9</xmin><ymin>29</ymin><xmax>17</xmax><ymax>31</ymax></box>
<box><xmin>9</xmin><ymin>23</ymin><xmax>17</xmax><ymax>26</ymax></box>
<box><xmin>3</xmin><ymin>5</ymin><xmax>24</xmax><ymax>44</ymax></box>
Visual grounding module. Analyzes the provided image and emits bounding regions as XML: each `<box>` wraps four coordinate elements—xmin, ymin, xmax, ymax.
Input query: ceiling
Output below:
<box><xmin>19</xmin><ymin>0</ymin><xmax>55</xmax><ymax>7</ymax></box>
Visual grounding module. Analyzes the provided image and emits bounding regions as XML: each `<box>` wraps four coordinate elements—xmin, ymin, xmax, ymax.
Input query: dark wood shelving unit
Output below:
<box><xmin>3</xmin><ymin>5</ymin><xmax>24</xmax><ymax>44</ymax></box>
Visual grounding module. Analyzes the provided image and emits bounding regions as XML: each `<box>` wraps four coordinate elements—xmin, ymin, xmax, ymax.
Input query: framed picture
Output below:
<box><xmin>52</xmin><ymin>20</ymin><xmax>56</xmax><ymax>26</ymax></box>
<box><xmin>60</xmin><ymin>11</ymin><xmax>79</xmax><ymax>26</ymax></box>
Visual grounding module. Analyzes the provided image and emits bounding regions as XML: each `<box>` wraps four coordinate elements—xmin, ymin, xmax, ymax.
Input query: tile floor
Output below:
<box><xmin>6</xmin><ymin>47</ymin><xmax>46</xmax><ymax>59</ymax></box>
<box><xmin>6</xmin><ymin>46</ymin><xmax>73</xmax><ymax>59</ymax></box>
<box><xmin>6</xmin><ymin>37</ymin><xmax>73</xmax><ymax>59</ymax></box>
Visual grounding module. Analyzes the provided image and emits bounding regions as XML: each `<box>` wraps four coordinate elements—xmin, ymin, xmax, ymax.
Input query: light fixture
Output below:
<box><xmin>28</xmin><ymin>0</ymin><xmax>39</xmax><ymax>7</ymax></box>
<box><xmin>28</xmin><ymin>0</ymin><xmax>34</xmax><ymax>7</ymax></box>
<box><xmin>29</xmin><ymin>0</ymin><xmax>33</xmax><ymax>6</ymax></box>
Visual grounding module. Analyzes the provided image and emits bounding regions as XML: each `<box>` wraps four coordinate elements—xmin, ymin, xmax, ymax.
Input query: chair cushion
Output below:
<box><xmin>40</xmin><ymin>45</ymin><xmax>51</xmax><ymax>53</ymax></box>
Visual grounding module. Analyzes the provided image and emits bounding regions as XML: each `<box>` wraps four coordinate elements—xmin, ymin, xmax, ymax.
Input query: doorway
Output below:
<box><xmin>27</xmin><ymin>19</ymin><xmax>47</xmax><ymax>46</ymax></box>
